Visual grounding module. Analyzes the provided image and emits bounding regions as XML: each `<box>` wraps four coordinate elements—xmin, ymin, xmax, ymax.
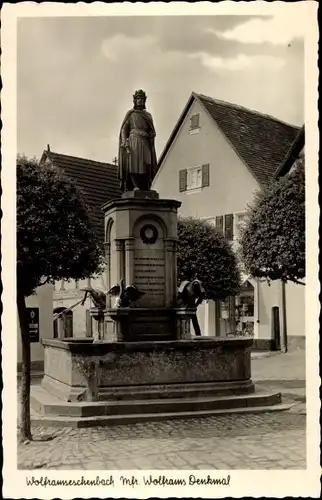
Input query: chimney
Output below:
<box><xmin>47</xmin><ymin>144</ymin><xmax>51</xmax><ymax>152</ymax></box>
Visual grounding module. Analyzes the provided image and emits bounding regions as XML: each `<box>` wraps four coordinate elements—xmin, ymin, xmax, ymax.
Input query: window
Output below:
<box><xmin>205</xmin><ymin>212</ymin><xmax>247</xmax><ymax>242</ymax></box>
<box><xmin>234</xmin><ymin>212</ymin><xmax>247</xmax><ymax>241</ymax></box>
<box><xmin>214</xmin><ymin>214</ymin><xmax>234</xmax><ymax>240</ymax></box>
<box><xmin>187</xmin><ymin>166</ymin><xmax>202</xmax><ymax>189</ymax></box>
<box><xmin>179</xmin><ymin>164</ymin><xmax>210</xmax><ymax>192</ymax></box>
<box><xmin>190</xmin><ymin>113</ymin><xmax>200</xmax><ymax>130</ymax></box>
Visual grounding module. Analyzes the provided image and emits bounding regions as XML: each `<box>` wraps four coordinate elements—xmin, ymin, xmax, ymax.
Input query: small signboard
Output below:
<box><xmin>27</xmin><ymin>307</ymin><xmax>39</xmax><ymax>343</ymax></box>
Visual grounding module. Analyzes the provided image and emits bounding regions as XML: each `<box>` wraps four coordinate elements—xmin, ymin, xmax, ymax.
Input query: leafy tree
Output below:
<box><xmin>177</xmin><ymin>217</ymin><xmax>241</xmax><ymax>300</ymax></box>
<box><xmin>17</xmin><ymin>156</ymin><xmax>103</xmax><ymax>442</ymax></box>
<box><xmin>239</xmin><ymin>156</ymin><xmax>305</xmax><ymax>285</ymax></box>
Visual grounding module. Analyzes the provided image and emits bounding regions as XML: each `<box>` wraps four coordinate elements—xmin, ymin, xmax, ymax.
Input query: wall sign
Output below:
<box><xmin>27</xmin><ymin>307</ymin><xmax>39</xmax><ymax>343</ymax></box>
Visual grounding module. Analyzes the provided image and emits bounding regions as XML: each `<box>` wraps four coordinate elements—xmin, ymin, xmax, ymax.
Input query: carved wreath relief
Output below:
<box><xmin>140</xmin><ymin>224</ymin><xmax>158</xmax><ymax>245</ymax></box>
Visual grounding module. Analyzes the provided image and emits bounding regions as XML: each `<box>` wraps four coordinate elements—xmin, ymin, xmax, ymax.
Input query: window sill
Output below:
<box><xmin>185</xmin><ymin>187</ymin><xmax>203</xmax><ymax>194</ymax></box>
<box><xmin>189</xmin><ymin>128</ymin><xmax>200</xmax><ymax>135</ymax></box>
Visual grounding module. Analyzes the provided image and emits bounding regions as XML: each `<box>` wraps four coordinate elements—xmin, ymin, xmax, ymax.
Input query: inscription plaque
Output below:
<box><xmin>134</xmin><ymin>249</ymin><xmax>165</xmax><ymax>306</ymax></box>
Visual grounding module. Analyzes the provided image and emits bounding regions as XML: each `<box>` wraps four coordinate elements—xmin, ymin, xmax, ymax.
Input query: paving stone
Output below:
<box><xmin>18</xmin><ymin>392</ymin><xmax>307</xmax><ymax>471</ymax></box>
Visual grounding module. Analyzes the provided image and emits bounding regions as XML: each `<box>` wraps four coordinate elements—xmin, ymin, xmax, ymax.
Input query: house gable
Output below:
<box><xmin>152</xmin><ymin>97</ymin><xmax>260</xmax><ymax>220</ymax></box>
<box><xmin>197</xmin><ymin>94</ymin><xmax>300</xmax><ymax>186</ymax></box>
<box><xmin>156</xmin><ymin>92</ymin><xmax>301</xmax><ymax>188</ymax></box>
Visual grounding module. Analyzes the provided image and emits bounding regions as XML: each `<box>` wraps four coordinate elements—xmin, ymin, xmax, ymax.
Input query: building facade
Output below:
<box><xmin>152</xmin><ymin>92</ymin><xmax>305</xmax><ymax>350</ymax></box>
<box><xmin>40</xmin><ymin>149</ymin><xmax>121</xmax><ymax>340</ymax></box>
<box><xmin>17</xmin><ymin>284</ymin><xmax>54</xmax><ymax>371</ymax></box>
<box><xmin>30</xmin><ymin>98</ymin><xmax>304</xmax><ymax>351</ymax></box>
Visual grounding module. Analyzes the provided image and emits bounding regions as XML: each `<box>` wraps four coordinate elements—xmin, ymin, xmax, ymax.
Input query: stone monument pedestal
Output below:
<box><xmin>30</xmin><ymin>193</ymin><xmax>287</xmax><ymax>426</ymax></box>
<box><xmin>30</xmin><ymin>337</ymin><xmax>288</xmax><ymax>427</ymax></box>
<box><xmin>28</xmin><ymin>89</ymin><xmax>289</xmax><ymax>427</ymax></box>
<box><xmin>102</xmin><ymin>190</ymin><xmax>188</xmax><ymax>341</ymax></box>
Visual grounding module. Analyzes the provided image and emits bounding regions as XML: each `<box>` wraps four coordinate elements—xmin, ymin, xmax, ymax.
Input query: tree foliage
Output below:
<box><xmin>177</xmin><ymin>217</ymin><xmax>241</xmax><ymax>300</ymax></box>
<box><xmin>17</xmin><ymin>155</ymin><xmax>103</xmax><ymax>296</ymax></box>
<box><xmin>17</xmin><ymin>155</ymin><xmax>103</xmax><ymax>442</ymax></box>
<box><xmin>239</xmin><ymin>156</ymin><xmax>305</xmax><ymax>285</ymax></box>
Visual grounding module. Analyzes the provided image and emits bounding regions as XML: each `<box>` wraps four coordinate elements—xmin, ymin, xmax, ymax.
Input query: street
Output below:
<box><xmin>18</xmin><ymin>349</ymin><xmax>306</xmax><ymax>470</ymax></box>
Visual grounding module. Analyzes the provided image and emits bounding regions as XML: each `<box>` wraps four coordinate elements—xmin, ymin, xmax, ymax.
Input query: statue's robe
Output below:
<box><xmin>118</xmin><ymin>108</ymin><xmax>158</xmax><ymax>190</ymax></box>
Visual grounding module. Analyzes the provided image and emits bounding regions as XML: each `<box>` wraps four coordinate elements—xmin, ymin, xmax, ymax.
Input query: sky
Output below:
<box><xmin>17</xmin><ymin>14</ymin><xmax>305</xmax><ymax>163</ymax></box>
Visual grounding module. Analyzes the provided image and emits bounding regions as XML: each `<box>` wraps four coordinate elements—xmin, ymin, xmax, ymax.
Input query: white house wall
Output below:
<box><xmin>153</xmin><ymin>98</ymin><xmax>261</xmax><ymax>338</ymax></box>
<box><xmin>17</xmin><ymin>283</ymin><xmax>54</xmax><ymax>365</ymax></box>
<box><xmin>153</xmin><ymin>98</ymin><xmax>305</xmax><ymax>347</ymax></box>
<box><xmin>285</xmin><ymin>281</ymin><xmax>305</xmax><ymax>338</ymax></box>
<box><xmin>152</xmin><ymin>98</ymin><xmax>260</xmax><ymax>218</ymax></box>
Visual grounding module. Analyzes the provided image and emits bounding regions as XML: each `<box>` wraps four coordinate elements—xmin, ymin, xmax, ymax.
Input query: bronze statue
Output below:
<box><xmin>118</xmin><ymin>90</ymin><xmax>158</xmax><ymax>192</ymax></box>
<box><xmin>80</xmin><ymin>287</ymin><xmax>107</xmax><ymax>309</ymax></box>
<box><xmin>108</xmin><ymin>279</ymin><xmax>146</xmax><ymax>308</ymax></box>
<box><xmin>177</xmin><ymin>278</ymin><xmax>206</xmax><ymax>336</ymax></box>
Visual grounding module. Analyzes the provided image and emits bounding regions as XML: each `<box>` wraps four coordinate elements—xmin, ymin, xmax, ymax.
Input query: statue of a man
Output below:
<box><xmin>118</xmin><ymin>90</ymin><xmax>158</xmax><ymax>192</ymax></box>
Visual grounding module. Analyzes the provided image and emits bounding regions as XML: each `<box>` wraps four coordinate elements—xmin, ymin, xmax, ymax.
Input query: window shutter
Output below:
<box><xmin>86</xmin><ymin>310</ymin><xmax>93</xmax><ymax>337</ymax></box>
<box><xmin>225</xmin><ymin>214</ymin><xmax>234</xmax><ymax>240</ymax></box>
<box><xmin>215</xmin><ymin>216</ymin><xmax>224</xmax><ymax>236</ymax></box>
<box><xmin>190</xmin><ymin>113</ymin><xmax>200</xmax><ymax>129</ymax></box>
<box><xmin>201</xmin><ymin>164</ymin><xmax>210</xmax><ymax>187</ymax></box>
<box><xmin>179</xmin><ymin>169</ymin><xmax>187</xmax><ymax>192</ymax></box>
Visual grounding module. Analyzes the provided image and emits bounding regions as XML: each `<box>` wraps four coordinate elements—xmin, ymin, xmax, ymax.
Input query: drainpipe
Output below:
<box><xmin>280</xmin><ymin>281</ymin><xmax>288</xmax><ymax>353</ymax></box>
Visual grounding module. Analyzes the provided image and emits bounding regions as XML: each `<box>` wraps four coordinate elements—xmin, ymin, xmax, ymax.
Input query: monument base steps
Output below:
<box><xmin>97</xmin><ymin>380</ymin><xmax>255</xmax><ymax>401</ymax></box>
<box><xmin>30</xmin><ymin>385</ymin><xmax>292</xmax><ymax>428</ymax></box>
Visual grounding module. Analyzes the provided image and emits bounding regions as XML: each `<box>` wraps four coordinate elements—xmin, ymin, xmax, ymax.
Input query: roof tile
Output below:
<box><xmin>40</xmin><ymin>151</ymin><xmax>121</xmax><ymax>241</ymax></box>
<box><xmin>196</xmin><ymin>93</ymin><xmax>300</xmax><ymax>186</ymax></box>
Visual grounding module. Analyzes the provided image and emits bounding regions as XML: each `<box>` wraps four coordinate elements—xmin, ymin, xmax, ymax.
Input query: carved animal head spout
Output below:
<box><xmin>80</xmin><ymin>286</ymin><xmax>107</xmax><ymax>310</ymax></box>
<box><xmin>108</xmin><ymin>279</ymin><xmax>146</xmax><ymax>308</ymax></box>
<box><xmin>123</xmin><ymin>284</ymin><xmax>146</xmax><ymax>307</ymax></box>
<box><xmin>191</xmin><ymin>278</ymin><xmax>206</xmax><ymax>303</ymax></box>
<box><xmin>177</xmin><ymin>278</ymin><xmax>206</xmax><ymax>308</ymax></box>
<box><xmin>107</xmin><ymin>280</ymin><xmax>123</xmax><ymax>308</ymax></box>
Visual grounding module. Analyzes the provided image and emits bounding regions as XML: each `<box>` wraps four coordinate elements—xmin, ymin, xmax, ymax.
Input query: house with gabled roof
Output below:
<box><xmin>40</xmin><ymin>146</ymin><xmax>121</xmax><ymax>242</ymax></box>
<box><xmin>152</xmin><ymin>92</ymin><xmax>305</xmax><ymax>350</ymax></box>
<box><xmin>39</xmin><ymin>147</ymin><xmax>121</xmax><ymax>340</ymax></box>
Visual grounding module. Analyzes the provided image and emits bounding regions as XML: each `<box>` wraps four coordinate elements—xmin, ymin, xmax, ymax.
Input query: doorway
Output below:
<box><xmin>53</xmin><ymin>307</ymin><xmax>73</xmax><ymax>338</ymax></box>
<box><xmin>235</xmin><ymin>279</ymin><xmax>256</xmax><ymax>336</ymax></box>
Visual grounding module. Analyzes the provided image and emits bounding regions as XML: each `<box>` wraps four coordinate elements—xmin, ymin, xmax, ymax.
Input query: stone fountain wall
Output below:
<box><xmin>41</xmin><ymin>337</ymin><xmax>254</xmax><ymax>402</ymax></box>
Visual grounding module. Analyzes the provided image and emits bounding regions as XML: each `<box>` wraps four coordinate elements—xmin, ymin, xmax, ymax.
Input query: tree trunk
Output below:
<box><xmin>17</xmin><ymin>290</ymin><xmax>32</xmax><ymax>442</ymax></box>
<box><xmin>280</xmin><ymin>281</ymin><xmax>288</xmax><ymax>353</ymax></box>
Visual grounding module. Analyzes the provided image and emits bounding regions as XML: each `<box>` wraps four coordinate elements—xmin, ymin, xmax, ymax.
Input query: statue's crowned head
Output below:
<box><xmin>133</xmin><ymin>89</ymin><xmax>147</xmax><ymax>109</ymax></box>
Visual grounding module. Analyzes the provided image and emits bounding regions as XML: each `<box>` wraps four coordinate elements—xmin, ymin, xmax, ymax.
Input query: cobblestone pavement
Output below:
<box><xmin>251</xmin><ymin>349</ymin><xmax>306</xmax><ymax>403</ymax></box>
<box><xmin>251</xmin><ymin>349</ymin><xmax>305</xmax><ymax>383</ymax></box>
<box><xmin>18</xmin><ymin>411</ymin><xmax>306</xmax><ymax>470</ymax></box>
<box><xmin>17</xmin><ymin>350</ymin><xmax>307</xmax><ymax>470</ymax></box>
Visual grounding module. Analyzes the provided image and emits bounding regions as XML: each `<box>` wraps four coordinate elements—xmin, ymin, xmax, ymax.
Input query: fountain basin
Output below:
<box><xmin>40</xmin><ymin>337</ymin><xmax>254</xmax><ymax>402</ymax></box>
<box><xmin>29</xmin><ymin>337</ymin><xmax>288</xmax><ymax>427</ymax></box>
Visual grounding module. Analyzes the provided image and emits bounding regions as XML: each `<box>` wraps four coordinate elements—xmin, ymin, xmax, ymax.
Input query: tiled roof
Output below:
<box><xmin>40</xmin><ymin>150</ymin><xmax>121</xmax><ymax>241</ymax></box>
<box><xmin>197</xmin><ymin>94</ymin><xmax>301</xmax><ymax>186</ymax></box>
<box><xmin>274</xmin><ymin>125</ymin><xmax>305</xmax><ymax>178</ymax></box>
<box><xmin>157</xmin><ymin>92</ymin><xmax>301</xmax><ymax>187</ymax></box>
